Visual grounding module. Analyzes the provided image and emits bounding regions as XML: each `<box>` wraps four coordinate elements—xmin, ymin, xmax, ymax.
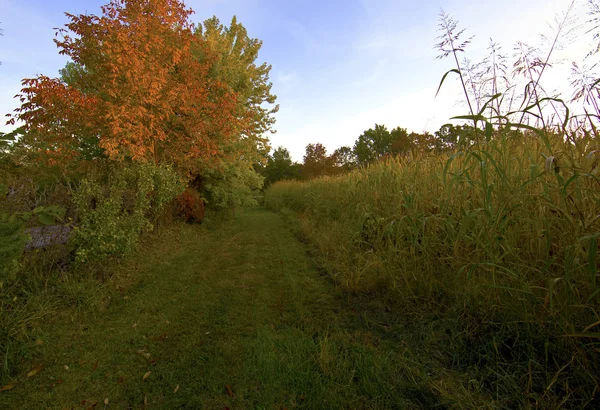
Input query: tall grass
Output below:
<box><xmin>266</xmin><ymin>130</ymin><xmax>600</xmax><ymax>407</ymax></box>
<box><xmin>266</xmin><ymin>4</ymin><xmax>600</xmax><ymax>405</ymax></box>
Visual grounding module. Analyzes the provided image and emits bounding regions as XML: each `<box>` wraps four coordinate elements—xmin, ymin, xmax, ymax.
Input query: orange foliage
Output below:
<box><xmin>9</xmin><ymin>76</ymin><xmax>98</xmax><ymax>165</ymax></box>
<box><xmin>176</xmin><ymin>187</ymin><xmax>206</xmax><ymax>223</ymax></box>
<box><xmin>10</xmin><ymin>0</ymin><xmax>239</xmax><ymax>176</ymax></box>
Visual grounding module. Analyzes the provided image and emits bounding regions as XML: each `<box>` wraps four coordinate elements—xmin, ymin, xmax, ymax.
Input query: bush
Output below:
<box><xmin>72</xmin><ymin>163</ymin><xmax>184</xmax><ymax>263</ymax></box>
<box><xmin>0</xmin><ymin>220</ymin><xmax>29</xmax><ymax>282</ymax></box>
<box><xmin>177</xmin><ymin>187</ymin><xmax>206</xmax><ymax>223</ymax></box>
<box><xmin>0</xmin><ymin>204</ymin><xmax>66</xmax><ymax>283</ymax></box>
<box><xmin>202</xmin><ymin>162</ymin><xmax>264</xmax><ymax>210</ymax></box>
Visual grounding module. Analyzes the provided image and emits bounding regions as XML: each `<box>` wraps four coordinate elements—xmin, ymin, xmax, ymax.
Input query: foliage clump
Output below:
<box><xmin>177</xmin><ymin>187</ymin><xmax>206</xmax><ymax>223</ymax></box>
<box><xmin>0</xmin><ymin>220</ymin><xmax>29</xmax><ymax>282</ymax></box>
<box><xmin>72</xmin><ymin>163</ymin><xmax>184</xmax><ymax>263</ymax></box>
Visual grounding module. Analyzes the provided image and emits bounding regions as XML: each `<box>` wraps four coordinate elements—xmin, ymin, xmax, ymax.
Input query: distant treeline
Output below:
<box><xmin>257</xmin><ymin>123</ymin><xmax>521</xmax><ymax>185</ymax></box>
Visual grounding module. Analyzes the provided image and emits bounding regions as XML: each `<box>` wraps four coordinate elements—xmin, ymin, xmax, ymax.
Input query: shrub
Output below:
<box><xmin>72</xmin><ymin>163</ymin><xmax>184</xmax><ymax>263</ymax></box>
<box><xmin>0</xmin><ymin>205</ymin><xmax>66</xmax><ymax>283</ymax></box>
<box><xmin>0</xmin><ymin>220</ymin><xmax>29</xmax><ymax>283</ymax></box>
<box><xmin>202</xmin><ymin>162</ymin><xmax>264</xmax><ymax>210</ymax></box>
<box><xmin>177</xmin><ymin>187</ymin><xmax>206</xmax><ymax>223</ymax></box>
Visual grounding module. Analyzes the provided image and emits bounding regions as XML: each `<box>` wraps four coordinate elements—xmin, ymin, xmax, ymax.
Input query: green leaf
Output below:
<box><xmin>46</xmin><ymin>205</ymin><xmax>66</xmax><ymax>219</ymax></box>
<box><xmin>442</xmin><ymin>153</ymin><xmax>461</xmax><ymax>185</ymax></box>
<box><xmin>435</xmin><ymin>69</ymin><xmax>460</xmax><ymax>98</ymax></box>
<box><xmin>522</xmin><ymin>97</ymin><xmax>570</xmax><ymax>130</ymax></box>
<box><xmin>38</xmin><ymin>213</ymin><xmax>55</xmax><ymax>226</ymax></box>
<box><xmin>451</xmin><ymin>114</ymin><xmax>488</xmax><ymax>123</ymax></box>
<box><xmin>477</xmin><ymin>93</ymin><xmax>503</xmax><ymax>116</ymax></box>
<box><xmin>485</xmin><ymin>122</ymin><xmax>493</xmax><ymax>141</ymax></box>
<box><xmin>458</xmin><ymin>211</ymin><xmax>476</xmax><ymax>238</ymax></box>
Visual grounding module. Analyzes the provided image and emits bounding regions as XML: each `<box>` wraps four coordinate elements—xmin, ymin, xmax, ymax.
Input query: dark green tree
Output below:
<box><xmin>302</xmin><ymin>143</ymin><xmax>335</xmax><ymax>179</ymax></box>
<box><xmin>352</xmin><ymin>124</ymin><xmax>394</xmax><ymax>165</ymax></box>
<box><xmin>331</xmin><ymin>146</ymin><xmax>356</xmax><ymax>171</ymax></box>
<box><xmin>434</xmin><ymin>123</ymin><xmax>477</xmax><ymax>150</ymax></box>
<box><xmin>263</xmin><ymin>146</ymin><xmax>300</xmax><ymax>186</ymax></box>
<box><xmin>390</xmin><ymin>127</ymin><xmax>412</xmax><ymax>156</ymax></box>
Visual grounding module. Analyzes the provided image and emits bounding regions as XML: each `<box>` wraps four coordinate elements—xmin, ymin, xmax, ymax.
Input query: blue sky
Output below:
<box><xmin>0</xmin><ymin>0</ymin><xmax>590</xmax><ymax>160</ymax></box>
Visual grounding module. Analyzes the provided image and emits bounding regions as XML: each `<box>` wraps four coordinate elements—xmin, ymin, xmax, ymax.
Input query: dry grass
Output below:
<box><xmin>266</xmin><ymin>129</ymin><xmax>600</xmax><ymax>408</ymax></box>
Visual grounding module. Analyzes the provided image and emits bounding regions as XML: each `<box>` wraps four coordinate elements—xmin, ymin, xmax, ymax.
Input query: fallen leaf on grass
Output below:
<box><xmin>117</xmin><ymin>376</ymin><xmax>126</xmax><ymax>384</ymax></box>
<box><xmin>104</xmin><ymin>398</ymin><xmax>109</xmax><ymax>406</ymax></box>
<box><xmin>50</xmin><ymin>379</ymin><xmax>64</xmax><ymax>388</ymax></box>
<box><xmin>142</xmin><ymin>371</ymin><xmax>151</xmax><ymax>381</ymax></box>
<box><xmin>225</xmin><ymin>384</ymin><xmax>234</xmax><ymax>397</ymax></box>
<box><xmin>173</xmin><ymin>384</ymin><xmax>180</xmax><ymax>393</ymax></box>
<box><xmin>27</xmin><ymin>365</ymin><xmax>43</xmax><ymax>378</ymax></box>
<box><xmin>152</xmin><ymin>332</ymin><xmax>169</xmax><ymax>342</ymax></box>
<box><xmin>93</xmin><ymin>360</ymin><xmax>99</xmax><ymax>370</ymax></box>
<box><xmin>35</xmin><ymin>339</ymin><xmax>43</xmax><ymax>346</ymax></box>
<box><xmin>136</xmin><ymin>350</ymin><xmax>151</xmax><ymax>359</ymax></box>
<box><xmin>82</xmin><ymin>399</ymin><xmax>98</xmax><ymax>408</ymax></box>
<box><xmin>0</xmin><ymin>384</ymin><xmax>14</xmax><ymax>392</ymax></box>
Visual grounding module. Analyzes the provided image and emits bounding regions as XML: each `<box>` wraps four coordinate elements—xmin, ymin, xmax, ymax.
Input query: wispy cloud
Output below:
<box><xmin>0</xmin><ymin>0</ymin><xmax>592</xmax><ymax>157</ymax></box>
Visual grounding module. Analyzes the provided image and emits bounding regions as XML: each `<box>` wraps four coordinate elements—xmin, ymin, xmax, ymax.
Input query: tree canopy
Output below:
<box><xmin>261</xmin><ymin>146</ymin><xmax>301</xmax><ymax>186</ymax></box>
<box><xmin>8</xmin><ymin>0</ymin><xmax>275</xmax><ymax>184</ymax></box>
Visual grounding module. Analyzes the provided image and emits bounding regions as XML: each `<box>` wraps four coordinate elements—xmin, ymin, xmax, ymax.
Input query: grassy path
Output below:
<box><xmin>1</xmin><ymin>208</ymin><xmax>457</xmax><ymax>409</ymax></box>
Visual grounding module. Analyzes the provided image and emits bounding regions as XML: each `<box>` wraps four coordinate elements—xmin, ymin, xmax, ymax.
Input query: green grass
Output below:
<box><xmin>0</xmin><ymin>207</ymin><xmax>492</xmax><ymax>409</ymax></box>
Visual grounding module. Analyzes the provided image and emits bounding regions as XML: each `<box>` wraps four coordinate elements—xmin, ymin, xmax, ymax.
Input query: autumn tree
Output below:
<box><xmin>10</xmin><ymin>0</ymin><xmax>239</xmax><ymax>177</ymax></box>
<box><xmin>191</xmin><ymin>16</ymin><xmax>280</xmax><ymax>202</ymax></box>
<box><xmin>196</xmin><ymin>16</ymin><xmax>278</xmax><ymax>167</ymax></box>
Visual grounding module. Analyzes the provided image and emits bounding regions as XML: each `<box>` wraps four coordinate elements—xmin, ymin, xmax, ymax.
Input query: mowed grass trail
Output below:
<box><xmin>0</xmin><ymin>208</ymin><xmax>478</xmax><ymax>409</ymax></box>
